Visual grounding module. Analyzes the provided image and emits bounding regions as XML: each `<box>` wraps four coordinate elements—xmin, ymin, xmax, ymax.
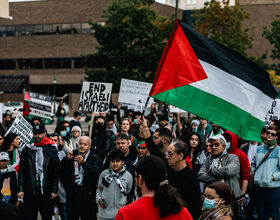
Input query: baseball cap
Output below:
<box><xmin>33</xmin><ymin>124</ymin><xmax>46</xmax><ymax>134</ymax></box>
<box><xmin>0</xmin><ymin>152</ymin><xmax>9</xmax><ymax>161</ymax></box>
<box><xmin>208</xmin><ymin>134</ymin><xmax>226</xmax><ymax>145</ymax></box>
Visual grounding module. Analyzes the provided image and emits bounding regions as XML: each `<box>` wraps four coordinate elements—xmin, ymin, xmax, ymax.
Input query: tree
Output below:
<box><xmin>192</xmin><ymin>0</ymin><xmax>253</xmax><ymax>56</ymax></box>
<box><xmin>83</xmin><ymin>0</ymin><xmax>174</xmax><ymax>91</ymax></box>
<box><xmin>263</xmin><ymin>14</ymin><xmax>280</xmax><ymax>74</ymax></box>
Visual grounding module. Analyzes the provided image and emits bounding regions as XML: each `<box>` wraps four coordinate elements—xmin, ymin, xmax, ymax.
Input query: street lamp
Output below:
<box><xmin>53</xmin><ymin>76</ymin><xmax>56</xmax><ymax>117</ymax></box>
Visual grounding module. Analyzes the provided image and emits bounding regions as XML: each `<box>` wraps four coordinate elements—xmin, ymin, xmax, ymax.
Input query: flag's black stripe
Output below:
<box><xmin>179</xmin><ymin>21</ymin><xmax>278</xmax><ymax>99</ymax></box>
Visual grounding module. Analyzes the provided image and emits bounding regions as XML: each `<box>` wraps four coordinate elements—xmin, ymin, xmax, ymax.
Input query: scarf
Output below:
<box><xmin>7</xmin><ymin>148</ymin><xmax>20</xmax><ymax>172</ymax></box>
<box><xmin>103</xmin><ymin>166</ymin><xmax>127</xmax><ymax>195</ymax></box>
<box><xmin>209</xmin><ymin>149</ymin><xmax>228</xmax><ymax>170</ymax></box>
<box><xmin>74</xmin><ymin>150</ymin><xmax>90</xmax><ymax>186</ymax></box>
<box><xmin>199</xmin><ymin>205</ymin><xmax>233</xmax><ymax>220</ymax></box>
<box><xmin>34</xmin><ymin>137</ymin><xmax>55</xmax><ymax>146</ymax></box>
<box><xmin>28</xmin><ymin>144</ymin><xmax>44</xmax><ymax>194</ymax></box>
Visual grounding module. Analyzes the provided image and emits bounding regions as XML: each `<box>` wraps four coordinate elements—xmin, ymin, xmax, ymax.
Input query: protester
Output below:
<box><xmin>205</xmin><ymin>140</ymin><xmax>212</xmax><ymax>157</ymax></box>
<box><xmin>251</xmin><ymin>125</ymin><xmax>280</xmax><ymax>220</ymax></box>
<box><xmin>112</xmin><ymin>118</ymin><xmax>138</xmax><ymax>150</ymax></box>
<box><xmin>49</xmin><ymin>133</ymin><xmax>67</xmax><ymax>220</ymax></box>
<box><xmin>96</xmin><ymin>149</ymin><xmax>132</xmax><ymax>220</ymax></box>
<box><xmin>1</xmin><ymin>133</ymin><xmax>21</xmax><ymax>171</ymax></box>
<box><xmin>158</xmin><ymin>115</ymin><xmax>169</xmax><ymax>128</ymax></box>
<box><xmin>55</xmin><ymin>124</ymin><xmax>75</xmax><ymax>153</ymax></box>
<box><xmin>69</xmin><ymin>110</ymin><xmax>82</xmax><ymax>129</ymax></box>
<box><xmin>185</xmin><ymin>131</ymin><xmax>206</xmax><ymax>174</ymax></box>
<box><xmin>70</xmin><ymin>126</ymin><xmax>82</xmax><ymax>150</ymax></box>
<box><xmin>30</xmin><ymin>117</ymin><xmax>43</xmax><ymax>125</ymax></box>
<box><xmin>200</xmin><ymin>181</ymin><xmax>236</xmax><ymax>220</ymax></box>
<box><xmin>166</xmin><ymin>141</ymin><xmax>202</xmax><ymax>219</ymax></box>
<box><xmin>106</xmin><ymin>115</ymin><xmax>117</xmax><ymax>136</ymax></box>
<box><xmin>191</xmin><ymin>119</ymin><xmax>200</xmax><ymax>130</ymax></box>
<box><xmin>56</xmin><ymin>100</ymin><xmax>66</xmax><ymax>123</ymax></box>
<box><xmin>18</xmin><ymin>124</ymin><xmax>59</xmax><ymax>220</ymax></box>
<box><xmin>115</xmin><ymin>155</ymin><xmax>193</xmax><ymax>220</ymax></box>
<box><xmin>206</xmin><ymin>123</ymin><xmax>224</xmax><ymax>139</ymax></box>
<box><xmin>61</xmin><ymin>136</ymin><xmax>100</xmax><ymax>220</ymax></box>
<box><xmin>193</xmin><ymin>118</ymin><xmax>212</xmax><ymax>143</ymax></box>
<box><xmin>0</xmin><ymin>152</ymin><xmax>18</xmax><ymax>204</ymax></box>
<box><xmin>0</xmin><ymin>113</ymin><xmax>12</xmax><ymax>133</ymax></box>
<box><xmin>223</xmin><ymin>131</ymin><xmax>250</xmax><ymax>194</ymax></box>
<box><xmin>198</xmin><ymin>134</ymin><xmax>243</xmax><ymax>198</ymax></box>
<box><xmin>91</xmin><ymin>116</ymin><xmax>113</xmax><ymax>164</ymax></box>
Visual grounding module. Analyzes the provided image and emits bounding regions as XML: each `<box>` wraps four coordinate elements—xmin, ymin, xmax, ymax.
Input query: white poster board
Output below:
<box><xmin>0</xmin><ymin>103</ymin><xmax>3</xmax><ymax>123</ymax></box>
<box><xmin>264</xmin><ymin>98</ymin><xmax>280</xmax><ymax>127</ymax></box>
<box><xmin>169</xmin><ymin>105</ymin><xmax>186</xmax><ymax>113</ymax></box>
<box><xmin>79</xmin><ymin>82</ymin><xmax>112</xmax><ymax>112</ymax></box>
<box><xmin>5</xmin><ymin>114</ymin><xmax>33</xmax><ymax>144</ymax></box>
<box><xmin>118</xmin><ymin>79</ymin><xmax>154</xmax><ymax>108</ymax></box>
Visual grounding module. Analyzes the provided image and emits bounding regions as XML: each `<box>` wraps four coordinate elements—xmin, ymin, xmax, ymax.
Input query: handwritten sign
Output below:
<box><xmin>5</xmin><ymin>115</ymin><xmax>33</xmax><ymax>144</ymax></box>
<box><xmin>118</xmin><ymin>79</ymin><xmax>154</xmax><ymax>107</ymax></box>
<box><xmin>79</xmin><ymin>82</ymin><xmax>112</xmax><ymax>112</ymax></box>
<box><xmin>264</xmin><ymin>98</ymin><xmax>280</xmax><ymax>127</ymax></box>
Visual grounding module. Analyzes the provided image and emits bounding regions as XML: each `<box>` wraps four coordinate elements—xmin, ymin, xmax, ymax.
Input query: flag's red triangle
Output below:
<box><xmin>24</xmin><ymin>91</ymin><xmax>32</xmax><ymax>101</ymax></box>
<box><xmin>149</xmin><ymin>20</ymin><xmax>208</xmax><ymax>96</ymax></box>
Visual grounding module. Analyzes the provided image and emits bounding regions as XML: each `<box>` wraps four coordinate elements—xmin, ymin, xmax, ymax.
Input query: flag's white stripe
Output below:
<box><xmin>190</xmin><ymin>60</ymin><xmax>273</xmax><ymax>121</ymax></box>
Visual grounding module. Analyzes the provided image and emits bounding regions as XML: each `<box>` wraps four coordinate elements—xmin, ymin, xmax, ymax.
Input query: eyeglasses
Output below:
<box><xmin>266</xmin><ymin>131</ymin><xmax>277</xmax><ymax>137</ymax></box>
<box><xmin>72</xmin><ymin>130</ymin><xmax>80</xmax><ymax>133</ymax></box>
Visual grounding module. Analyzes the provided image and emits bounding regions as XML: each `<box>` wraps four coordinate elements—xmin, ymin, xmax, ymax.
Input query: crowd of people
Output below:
<box><xmin>0</xmin><ymin>102</ymin><xmax>279</xmax><ymax>220</ymax></box>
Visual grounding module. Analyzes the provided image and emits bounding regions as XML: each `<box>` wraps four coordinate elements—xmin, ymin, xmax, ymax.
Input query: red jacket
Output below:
<box><xmin>224</xmin><ymin>131</ymin><xmax>250</xmax><ymax>184</ymax></box>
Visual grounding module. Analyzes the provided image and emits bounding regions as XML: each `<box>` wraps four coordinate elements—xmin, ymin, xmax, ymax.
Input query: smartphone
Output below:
<box><xmin>73</xmin><ymin>149</ymin><xmax>79</xmax><ymax>157</ymax></box>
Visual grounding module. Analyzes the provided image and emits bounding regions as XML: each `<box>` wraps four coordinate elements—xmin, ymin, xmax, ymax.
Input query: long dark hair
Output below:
<box><xmin>135</xmin><ymin>155</ymin><xmax>185</xmax><ymax>218</ymax></box>
<box><xmin>2</xmin><ymin>133</ymin><xmax>17</xmax><ymax>152</ymax></box>
<box><xmin>186</xmin><ymin>132</ymin><xmax>202</xmax><ymax>163</ymax></box>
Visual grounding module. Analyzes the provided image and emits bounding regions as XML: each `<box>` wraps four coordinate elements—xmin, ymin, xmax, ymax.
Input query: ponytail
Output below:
<box><xmin>154</xmin><ymin>182</ymin><xmax>185</xmax><ymax>218</ymax></box>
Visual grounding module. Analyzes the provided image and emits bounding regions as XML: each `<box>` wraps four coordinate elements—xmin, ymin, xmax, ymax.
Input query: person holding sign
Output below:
<box><xmin>17</xmin><ymin>124</ymin><xmax>59</xmax><ymax>220</ymax></box>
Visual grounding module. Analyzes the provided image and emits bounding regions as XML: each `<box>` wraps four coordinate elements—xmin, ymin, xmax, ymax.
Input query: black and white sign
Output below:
<box><xmin>79</xmin><ymin>82</ymin><xmax>112</xmax><ymax>112</ymax></box>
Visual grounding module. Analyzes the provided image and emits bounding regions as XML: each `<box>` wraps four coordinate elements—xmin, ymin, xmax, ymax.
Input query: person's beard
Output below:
<box><xmin>156</xmin><ymin>140</ymin><xmax>164</xmax><ymax>149</ymax></box>
<box><xmin>34</xmin><ymin>137</ymin><xmax>42</xmax><ymax>143</ymax></box>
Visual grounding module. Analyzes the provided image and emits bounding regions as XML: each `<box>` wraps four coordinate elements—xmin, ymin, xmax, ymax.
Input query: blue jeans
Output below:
<box><xmin>255</xmin><ymin>186</ymin><xmax>280</xmax><ymax>220</ymax></box>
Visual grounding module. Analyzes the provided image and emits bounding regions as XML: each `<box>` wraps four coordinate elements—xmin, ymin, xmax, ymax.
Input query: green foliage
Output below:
<box><xmin>192</xmin><ymin>0</ymin><xmax>253</xmax><ymax>56</ymax></box>
<box><xmin>83</xmin><ymin>0</ymin><xmax>174</xmax><ymax>91</ymax></box>
<box><xmin>263</xmin><ymin>14</ymin><xmax>280</xmax><ymax>74</ymax></box>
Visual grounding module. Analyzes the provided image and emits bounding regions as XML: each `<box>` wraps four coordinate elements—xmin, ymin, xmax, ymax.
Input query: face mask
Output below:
<box><xmin>60</xmin><ymin>131</ymin><xmax>67</xmax><ymax>138</ymax></box>
<box><xmin>66</xmin><ymin>127</ymin><xmax>70</xmax><ymax>133</ymax></box>
<box><xmin>95</xmin><ymin>123</ymin><xmax>105</xmax><ymax>131</ymax></box>
<box><xmin>226</xmin><ymin>142</ymin><xmax>231</xmax><ymax>150</ymax></box>
<box><xmin>169</xmin><ymin>118</ymin><xmax>173</xmax><ymax>123</ymax></box>
<box><xmin>134</xmin><ymin>119</ymin><xmax>138</xmax><ymax>124</ymax></box>
<box><xmin>203</xmin><ymin>198</ymin><xmax>217</xmax><ymax>210</ymax></box>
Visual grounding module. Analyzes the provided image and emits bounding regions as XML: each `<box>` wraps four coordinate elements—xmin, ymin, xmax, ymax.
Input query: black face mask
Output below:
<box><xmin>95</xmin><ymin>123</ymin><xmax>105</xmax><ymax>132</ymax></box>
<box><xmin>58</xmin><ymin>144</ymin><xmax>63</xmax><ymax>151</ymax></box>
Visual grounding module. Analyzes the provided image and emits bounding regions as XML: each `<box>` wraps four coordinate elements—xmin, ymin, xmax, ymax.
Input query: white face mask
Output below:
<box><xmin>225</xmin><ymin>142</ymin><xmax>231</xmax><ymax>150</ymax></box>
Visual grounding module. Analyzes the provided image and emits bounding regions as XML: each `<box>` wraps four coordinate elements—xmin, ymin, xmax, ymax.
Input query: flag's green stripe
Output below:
<box><xmin>152</xmin><ymin>84</ymin><xmax>263</xmax><ymax>142</ymax></box>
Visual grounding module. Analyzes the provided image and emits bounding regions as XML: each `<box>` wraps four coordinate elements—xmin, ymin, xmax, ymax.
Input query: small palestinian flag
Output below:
<box><xmin>150</xmin><ymin>20</ymin><xmax>278</xmax><ymax>141</ymax></box>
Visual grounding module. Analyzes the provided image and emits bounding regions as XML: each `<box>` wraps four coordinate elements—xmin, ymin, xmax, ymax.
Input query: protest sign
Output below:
<box><xmin>264</xmin><ymin>98</ymin><xmax>280</xmax><ymax>127</ymax></box>
<box><xmin>23</xmin><ymin>91</ymin><xmax>52</xmax><ymax>124</ymax></box>
<box><xmin>5</xmin><ymin>114</ymin><xmax>33</xmax><ymax>145</ymax></box>
<box><xmin>169</xmin><ymin>105</ymin><xmax>186</xmax><ymax>113</ymax></box>
<box><xmin>118</xmin><ymin>79</ymin><xmax>154</xmax><ymax>108</ymax></box>
<box><xmin>79</xmin><ymin>82</ymin><xmax>112</xmax><ymax>113</ymax></box>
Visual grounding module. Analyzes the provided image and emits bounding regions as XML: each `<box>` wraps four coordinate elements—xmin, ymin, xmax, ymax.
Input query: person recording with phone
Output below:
<box><xmin>60</xmin><ymin>136</ymin><xmax>101</xmax><ymax>220</ymax></box>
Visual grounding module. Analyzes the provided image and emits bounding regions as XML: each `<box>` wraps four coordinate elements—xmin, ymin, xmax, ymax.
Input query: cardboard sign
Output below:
<box><xmin>169</xmin><ymin>105</ymin><xmax>186</xmax><ymax>113</ymax></box>
<box><xmin>118</xmin><ymin>79</ymin><xmax>154</xmax><ymax>107</ymax></box>
<box><xmin>264</xmin><ymin>98</ymin><xmax>280</xmax><ymax>127</ymax></box>
<box><xmin>23</xmin><ymin>91</ymin><xmax>52</xmax><ymax>124</ymax></box>
<box><xmin>5</xmin><ymin>114</ymin><xmax>33</xmax><ymax>144</ymax></box>
<box><xmin>79</xmin><ymin>82</ymin><xmax>112</xmax><ymax>112</ymax></box>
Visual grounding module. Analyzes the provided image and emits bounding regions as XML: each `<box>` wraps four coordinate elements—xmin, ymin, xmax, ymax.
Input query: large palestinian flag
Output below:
<box><xmin>149</xmin><ymin>20</ymin><xmax>278</xmax><ymax>141</ymax></box>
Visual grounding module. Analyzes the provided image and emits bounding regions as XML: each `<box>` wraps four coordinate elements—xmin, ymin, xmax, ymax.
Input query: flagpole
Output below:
<box><xmin>175</xmin><ymin>0</ymin><xmax>179</xmax><ymax>19</ymax></box>
<box><xmin>141</xmin><ymin>96</ymin><xmax>150</xmax><ymax>118</ymax></box>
